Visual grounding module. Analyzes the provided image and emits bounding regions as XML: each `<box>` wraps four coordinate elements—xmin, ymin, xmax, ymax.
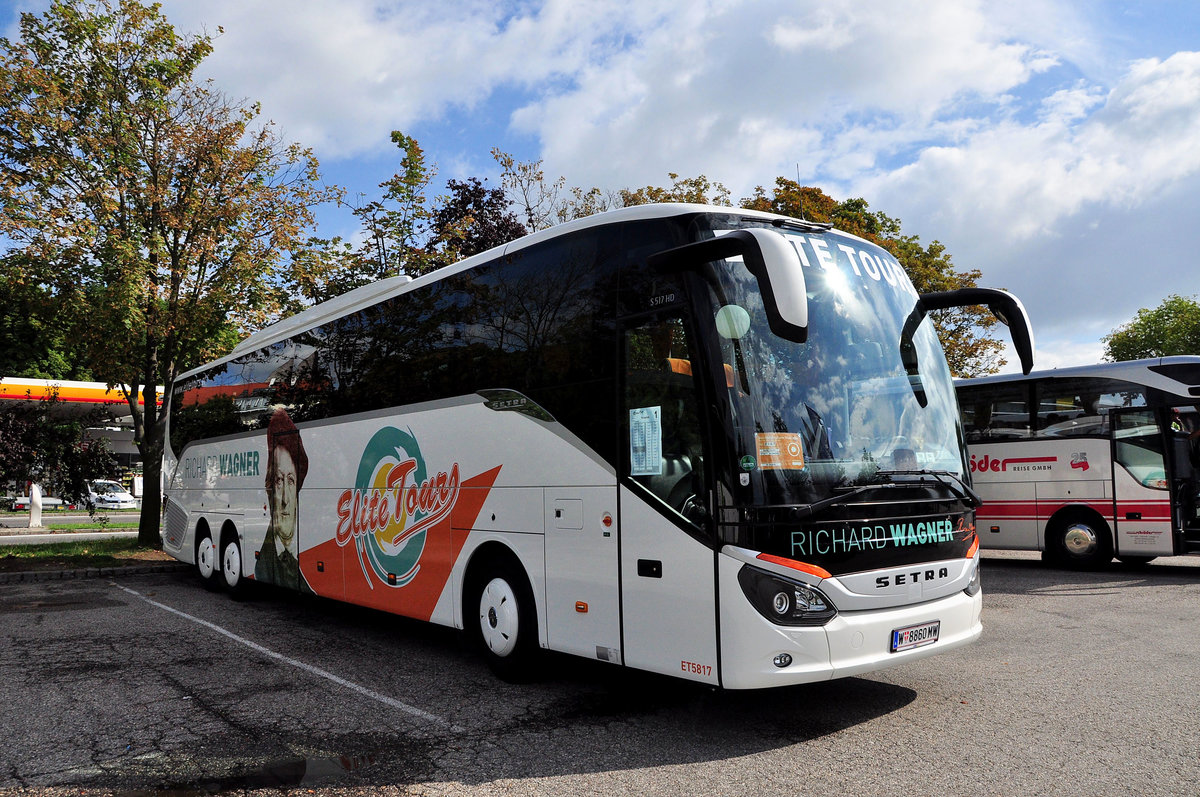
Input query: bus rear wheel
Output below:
<box><xmin>221</xmin><ymin>537</ymin><xmax>248</xmax><ymax>598</ymax></box>
<box><xmin>469</xmin><ymin>560</ymin><xmax>539</xmax><ymax>682</ymax></box>
<box><xmin>196</xmin><ymin>533</ymin><xmax>218</xmax><ymax>589</ymax></box>
<box><xmin>1047</xmin><ymin>515</ymin><xmax>1112</xmax><ymax>570</ymax></box>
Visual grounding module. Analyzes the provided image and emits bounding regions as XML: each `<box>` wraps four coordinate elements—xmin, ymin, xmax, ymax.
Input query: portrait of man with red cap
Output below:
<box><xmin>257</xmin><ymin>407</ymin><xmax>311</xmax><ymax>591</ymax></box>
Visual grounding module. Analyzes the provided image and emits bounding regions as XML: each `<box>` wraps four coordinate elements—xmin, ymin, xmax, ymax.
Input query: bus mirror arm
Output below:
<box><xmin>900</xmin><ymin>288</ymin><xmax>1036</xmax><ymax>377</ymax></box>
<box><xmin>647</xmin><ymin>229</ymin><xmax>809</xmax><ymax>343</ymax></box>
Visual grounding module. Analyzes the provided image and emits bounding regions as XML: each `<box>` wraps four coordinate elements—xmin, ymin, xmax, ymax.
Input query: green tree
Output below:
<box><xmin>1103</xmin><ymin>294</ymin><xmax>1200</xmax><ymax>361</ymax></box>
<box><xmin>431</xmin><ymin>177</ymin><xmax>526</xmax><ymax>261</ymax></box>
<box><xmin>0</xmin><ymin>270</ymin><xmax>91</xmax><ymax>379</ymax></box>
<box><xmin>620</xmin><ymin>172</ymin><xmax>731</xmax><ymax>207</ymax></box>
<box><xmin>742</xmin><ymin>178</ymin><xmax>1004</xmax><ymax>377</ymax></box>
<box><xmin>0</xmin><ymin>0</ymin><xmax>336</xmax><ymax>544</ymax></box>
<box><xmin>491</xmin><ymin>148</ymin><xmax>618</xmax><ymax>230</ymax></box>
<box><xmin>351</xmin><ymin>131</ymin><xmax>441</xmax><ymax>279</ymax></box>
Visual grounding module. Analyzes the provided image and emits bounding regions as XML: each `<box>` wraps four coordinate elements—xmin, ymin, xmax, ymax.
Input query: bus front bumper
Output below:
<box><xmin>719</xmin><ymin>579</ymin><xmax>982</xmax><ymax>690</ymax></box>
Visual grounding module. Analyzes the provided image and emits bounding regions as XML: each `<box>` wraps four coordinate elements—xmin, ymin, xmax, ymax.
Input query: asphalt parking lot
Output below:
<box><xmin>2</xmin><ymin>550</ymin><xmax>1199</xmax><ymax>795</ymax></box>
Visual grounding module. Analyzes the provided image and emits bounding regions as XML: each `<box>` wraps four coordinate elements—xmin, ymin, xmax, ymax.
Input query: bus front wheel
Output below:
<box><xmin>469</xmin><ymin>560</ymin><xmax>539</xmax><ymax>682</ymax></box>
<box><xmin>1047</xmin><ymin>515</ymin><xmax>1112</xmax><ymax>569</ymax></box>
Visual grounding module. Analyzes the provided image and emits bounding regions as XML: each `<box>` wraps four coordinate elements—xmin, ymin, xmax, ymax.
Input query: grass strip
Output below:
<box><xmin>0</xmin><ymin>538</ymin><xmax>173</xmax><ymax>572</ymax></box>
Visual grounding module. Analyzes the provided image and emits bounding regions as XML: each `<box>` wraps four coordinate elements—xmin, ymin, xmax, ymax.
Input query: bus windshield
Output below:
<box><xmin>700</xmin><ymin>223</ymin><xmax>964</xmax><ymax>509</ymax></box>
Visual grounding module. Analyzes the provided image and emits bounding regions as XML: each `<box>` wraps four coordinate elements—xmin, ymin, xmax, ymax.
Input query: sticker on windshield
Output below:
<box><xmin>755</xmin><ymin>432</ymin><xmax>805</xmax><ymax>470</ymax></box>
<box><xmin>629</xmin><ymin>406</ymin><xmax>663</xmax><ymax>476</ymax></box>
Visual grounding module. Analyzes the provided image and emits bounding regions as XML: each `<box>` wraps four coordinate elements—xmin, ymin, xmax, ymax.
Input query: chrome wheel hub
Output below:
<box><xmin>1063</xmin><ymin>524</ymin><xmax>1099</xmax><ymax>557</ymax></box>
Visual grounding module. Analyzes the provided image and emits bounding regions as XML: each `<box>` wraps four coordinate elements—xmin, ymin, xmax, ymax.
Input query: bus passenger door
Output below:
<box><xmin>618</xmin><ymin>315</ymin><xmax>720</xmax><ymax>685</ymax></box>
<box><xmin>1110</xmin><ymin>409</ymin><xmax>1175</xmax><ymax>556</ymax></box>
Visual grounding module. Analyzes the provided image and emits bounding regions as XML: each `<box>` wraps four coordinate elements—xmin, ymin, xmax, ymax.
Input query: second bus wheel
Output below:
<box><xmin>469</xmin><ymin>560</ymin><xmax>540</xmax><ymax>682</ymax></box>
<box><xmin>1047</xmin><ymin>514</ymin><xmax>1112</xmax><ymax>570</ymax></box>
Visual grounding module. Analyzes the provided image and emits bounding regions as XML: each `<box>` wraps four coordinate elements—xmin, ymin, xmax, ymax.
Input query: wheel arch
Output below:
<box><xmin>461</xmin><ymin>539</ymin><xmax>544</xmax><ymax>680</ymax></box>
<box><xmin>461</xmin><ymin>540</ymin><xmax>541</xmax><ymax>635</ymax></box>
<box><xmin>462</xmin><ymin>541</ymin><xmax>528</xmax><ymax>606</ymax></box>
<box><xmin>1043</xmin><ymin>504</ymin><xmax>1113</xmax><ymax>568</ymax></box>
<box><xmin>1043</xmin><ymin>504</ymin><xmax>1112</xmax><ymax>546</ymax></box>
<box><xmin>218</xmin><ymin>519</ymin><xmax>240</xmax><ymax>573</ymax></box>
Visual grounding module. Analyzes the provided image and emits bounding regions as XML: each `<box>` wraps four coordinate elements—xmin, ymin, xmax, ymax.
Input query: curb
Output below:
<box><xmin>0</xmin><ymin>562</ymin><xmax>191</xmax><ymax>585</ymax></box>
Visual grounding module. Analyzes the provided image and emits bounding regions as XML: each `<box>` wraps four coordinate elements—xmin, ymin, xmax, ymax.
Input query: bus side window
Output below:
<box><xmin>624</xmin><ymin>317</ymin><xmax>707</xmax><ymax>518</ymax></box>
<box><xmin>960</xmin><ymin>384</ymin><xmax>1031</xmax><ymax>440</ymax></box>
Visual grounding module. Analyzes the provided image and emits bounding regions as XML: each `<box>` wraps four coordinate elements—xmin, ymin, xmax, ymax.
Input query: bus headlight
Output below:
<box><xmin>738</xmin><ymin>564</ymin><xmax>837</xmax><ymax>626</ymax></box>
<box><xmin>965</xmin><ymin>561</ymin><xmax>982</xmax><ymax>596</ymax></box>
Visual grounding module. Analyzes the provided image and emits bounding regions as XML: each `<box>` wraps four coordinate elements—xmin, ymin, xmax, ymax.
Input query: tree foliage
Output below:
<box><xmin>0</xmin><ymin>271</ymin><xmax>91</xmax><ymax>379</ymax></box>
<box><xmin>351</xmin><ymin>131</ymin><xmax>440</xmax><ymax>280</ymax></box>
<box><xmin>620</xmin><ymin>172</ymin><xmax>732</xmax><ymax>207</ymax></box>
<box><xmin>492</xmin><ymin>148</ymin><xmax>617</xmax><ymax>231</ymax></box>
<box><xmin>0</xmin><ymin>391</ymin><xmax>118</xmax><ymax>504</ymax></box>
<box><xmin>0</xmin><ymin>0</ymin><xmax>336</xmax><ymax>543</ymax></box>
<box><xmin>742</xmin><ymin>178</ymin><xmax>1004</xmax><ymax>377</ymax></box>
<box><xmin>306</xmin><ymin>135</ymin><xmax>529</xmax><ymax>289</ymax></box>
<box><xmin>431</xmin><ymin>176</ymin><xmax>526</xmax><ymax>261</ymax></box>
<box><xmin>1102</xmin><ymin>294</ymin><xmax>1200</xmax><ymax>361</ymax></box>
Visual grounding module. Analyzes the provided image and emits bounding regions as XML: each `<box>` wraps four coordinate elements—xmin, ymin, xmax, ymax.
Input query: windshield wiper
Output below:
<box><xmin>873</xmin><ymin>469</ymin><xmax>982</xmax><ymax>507</ymax></box>
<box><xmin>792</xmin><ymin>483</ymin><xmax>895</xmax><ymax>520</ymax></box>
<box><xmin>791</xmin><ymin>470</ymin><xmax>980</xmax><ymax>522</ymax></box>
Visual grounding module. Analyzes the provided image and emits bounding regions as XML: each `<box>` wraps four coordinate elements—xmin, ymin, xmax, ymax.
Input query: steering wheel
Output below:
<box><xmin>680</xmin><ymin>494</ymin><xmax>709</xmax><ymax>526</ymax></box>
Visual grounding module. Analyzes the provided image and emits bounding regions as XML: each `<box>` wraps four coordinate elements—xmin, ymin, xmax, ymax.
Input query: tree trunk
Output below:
<box><xmin>136</xmin><ymin>381</ymin><xmax>166</xmax><ymax>548</ymax></box>
<box><xmin>138</xmin><ymin>448</ymin><xmax>163</xmax><ymax>547</ymax></box>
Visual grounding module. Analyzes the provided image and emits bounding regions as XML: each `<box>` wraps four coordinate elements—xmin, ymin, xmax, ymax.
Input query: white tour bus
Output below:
<box><xmin>164</xmin><ymin>203</ymin><xmax>1034</xmax><ymax>688</ymax></box>
<box><xmin>956</xmin><ymin>357</ymin><xmax>1200</xmax><ymax>568</ymax></box>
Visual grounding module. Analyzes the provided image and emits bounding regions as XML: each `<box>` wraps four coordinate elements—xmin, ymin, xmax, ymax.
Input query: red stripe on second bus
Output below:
<box><xmin>976</xmin><ymin>498</ymin><xmax>1172</xmax><ymax>523</ymax></box>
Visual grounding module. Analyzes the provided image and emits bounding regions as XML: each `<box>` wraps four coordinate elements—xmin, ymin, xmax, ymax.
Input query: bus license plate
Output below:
<box><xmin>890</xmin><ymin>620</ymin><xmax>940</xmax><ymax>653</ymax></box>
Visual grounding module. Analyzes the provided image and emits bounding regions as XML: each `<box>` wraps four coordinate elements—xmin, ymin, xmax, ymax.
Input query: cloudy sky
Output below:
<box><xmin>4</xmin><ymin>0</ymin><xmax>1199</xmax><ymax>373</ymax></box>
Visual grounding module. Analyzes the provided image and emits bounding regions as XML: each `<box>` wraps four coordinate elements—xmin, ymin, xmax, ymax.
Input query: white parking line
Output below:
<box><xmin>115</xmin><ymin>584</ymin><xmax>462</xmax><ymax>733</ymax></box>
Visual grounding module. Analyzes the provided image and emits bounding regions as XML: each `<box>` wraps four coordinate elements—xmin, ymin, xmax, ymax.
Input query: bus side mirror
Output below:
<box><xmin>648</xmin><ymin>229</ymin><xmax>809</xmax><ymax>342</ymax></box>
<box><xmin>925</xmin><ymin>288</ymin><xmax>1035</xmax><ymax>375</ymax></box>
<box><xmin>900</xmin><ymin>287</ymin><xmax>1034</xmax><ymax>408</ymax></box>
<box><xmin>901</xmin><ymin>288</ymin><xmax>1035</xmax><ymax>376</ymax></box>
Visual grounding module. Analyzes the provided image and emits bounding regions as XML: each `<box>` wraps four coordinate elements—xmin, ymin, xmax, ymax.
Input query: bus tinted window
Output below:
<box><xmin>959</xmin><ymin>383</ymin><xmax>1031</xmax><ymax>440</ymax></box>
<box><xmin>1033</xmin><ymin>377</ymin><xmax>1146</xmax><ymax>438</ymax></box>
<box><xmin>168</xmin><ymin>228</ymin><xmax>619</xmax><ymax>461</ymax></box>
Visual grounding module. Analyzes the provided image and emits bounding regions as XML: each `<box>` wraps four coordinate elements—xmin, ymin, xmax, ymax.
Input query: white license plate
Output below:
<box><xmin>890</xmin><ymin>620</ymin><xmax>940</xmax><ymax>653</ymax></box>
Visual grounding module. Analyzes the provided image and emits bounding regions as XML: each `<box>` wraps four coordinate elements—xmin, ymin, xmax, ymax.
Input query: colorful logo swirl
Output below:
<box><xmin>335</xmin><ymin>427</ymin><xmax>461</xmax><ymax>589</ymax></box>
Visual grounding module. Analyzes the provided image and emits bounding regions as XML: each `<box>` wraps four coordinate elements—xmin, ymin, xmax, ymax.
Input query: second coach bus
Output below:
<box><xmin>956</xmin><ymin>357</ymin><xmax>1200</xmax><ymax>568</ymax></box>
<box><xmin>164</xmin><ymin>202</ymin><xmax>1033</xmax><ymax>688</ymax></box>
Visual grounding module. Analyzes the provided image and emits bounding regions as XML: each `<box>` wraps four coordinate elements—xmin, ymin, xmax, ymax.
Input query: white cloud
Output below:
<box><xmin>160</xmin><ymin>0</ymin><xmax>685</xmax><ymax>159</ymax></box>
<box><xmin>149</xmin><ymin>0</ymin><xmax>1084</xmax><ymax>199</ymax></box>
<box><xmin>857</xmin><ymin>49</ymin><xmax>1200</xmax><ymax>351</ymax></box>
<box><xmin>863</xmin><ymin>52</ymin><xmax>1200</xmax><ymax>242</ymax></box>
<box><xmin>512</xmin><ymin>0</ymin><xmax>1062</xmax><ymax>199</ymax></box>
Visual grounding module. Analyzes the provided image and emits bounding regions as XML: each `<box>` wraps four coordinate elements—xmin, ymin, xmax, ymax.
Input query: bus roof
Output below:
<box><xmin>955</xmin><ymin>356</ymin><xmax>1200</xmax><ymax>399</ymax></box>
<box><xmin>205</xmin><ymin>203</ymin><xmax>847</xmax><ymax>380</ymax></box>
